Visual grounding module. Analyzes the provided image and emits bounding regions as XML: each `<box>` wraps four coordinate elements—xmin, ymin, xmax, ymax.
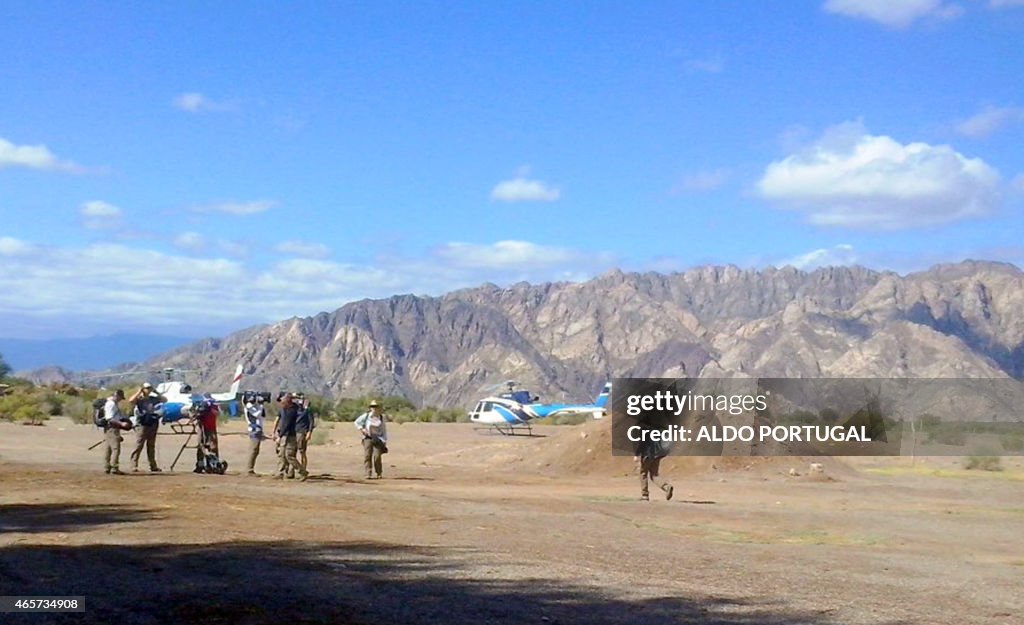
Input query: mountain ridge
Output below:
<box><xmin>25</xmin><ymin>261</ymin><xmax>1023</xmax><ymax>409</ymax></box>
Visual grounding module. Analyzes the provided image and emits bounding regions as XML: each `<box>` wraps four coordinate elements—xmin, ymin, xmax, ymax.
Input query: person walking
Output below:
<box><xmin>128</xmin><ymin>382</ymin><xmax>165</xmax><ymax>472</ymax></box>
<box><xmin>354</xmin><ymin>400</ymin><xmax>388</xmax><ymax>479</ymax></box>
<box><xmin>634</xmin><ymin>438</ymin><xmax>673</xmax><ymax>501</ymax></box>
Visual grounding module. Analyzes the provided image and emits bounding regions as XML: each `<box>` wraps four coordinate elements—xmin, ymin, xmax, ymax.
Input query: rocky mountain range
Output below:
<box><xmin>85</xmin><ymin>259</ymin><xmax>1022</xmax><ymax>410</ymax></box>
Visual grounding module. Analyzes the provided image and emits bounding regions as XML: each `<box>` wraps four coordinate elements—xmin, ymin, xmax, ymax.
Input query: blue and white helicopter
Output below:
<box><xmin>468</xmin><ymin>380</ymin><xmax>610</xmax><ymax>435</ymax></box>
<box><xmin>90</xmin><ymin>364</ymin><xmax>244</xmax><ymax>428</ymax></box>
<box><xmin>151</xmin><ymin>363</ymin><xmax>244</xmax><ymax>426</ymax></box>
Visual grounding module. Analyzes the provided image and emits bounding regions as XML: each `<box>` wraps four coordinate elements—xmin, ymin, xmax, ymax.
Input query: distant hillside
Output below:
<box><xmin>130</xmin><ymin>260</ymin><xmax>1023</xmax><ymax>409</ymax></box>
<box><xmin>1</xmin><ymin>333</ymin><xmax>192</xmax><ymax>372</ymax></box>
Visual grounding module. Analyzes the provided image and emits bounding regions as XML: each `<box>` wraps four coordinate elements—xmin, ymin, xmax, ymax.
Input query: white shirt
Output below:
<box><xmin>354</xmin><ymin>411</ymin><xmax>387</xmax><ymax>442</ymax></box>
<box><xmin>104</xmin><ymin>397</ymin><xmax>124</xmax><ymax>422</ymax></box>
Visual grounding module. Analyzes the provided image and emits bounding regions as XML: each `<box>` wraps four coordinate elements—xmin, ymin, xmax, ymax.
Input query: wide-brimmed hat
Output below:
<box><xmin>368</xmin><ymin>400</ymin><xmax>381</xmax><ymax>408</ymax></box>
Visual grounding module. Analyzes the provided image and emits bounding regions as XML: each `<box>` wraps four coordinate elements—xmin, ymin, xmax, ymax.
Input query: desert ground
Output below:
<box><xmin>1</xmin><ymin>416</ymin><xmax>1022</xmax><ymax>625</ymax></box>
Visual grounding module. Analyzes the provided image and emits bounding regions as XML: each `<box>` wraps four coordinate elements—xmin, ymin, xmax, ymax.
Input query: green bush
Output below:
<box><xmin>0</xmin><ymin>392</ymin><xmax>49</xmax><ymax>425</ymax></box>
<box><xmin>999</xmin><ymin>434</ymin><xmax>1024</xmax><ymax>452</ymax></box>
<box><xmin>964</xmin><ymin>455</ymin><xmax>1002</xmax><ymax>471</ymax></box>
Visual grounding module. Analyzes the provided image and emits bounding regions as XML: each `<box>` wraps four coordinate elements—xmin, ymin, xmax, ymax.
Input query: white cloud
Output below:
<box><xmin>434</xmin><ymin>240</ymin><xmax>616</xmax><ymax>273</ymax></box>
<box><xmin>0</xmin><ymin>239</ymin><xmax>617</xmax><ymax>338</ymax></box>
<box><xmin>822</xmin><ymin>0</ymin><xmax>963</xmax><ymax>28</ymax></box>
<box><xmin>757</xmin><ymin>121</ymin><xmax>1001</xmax><ymax>230</ymax></box>
<box><xmin>80</xmin><ymin>200</ymin><xmax>122</xmax><ymax>218</ymax></box>
<box><xmin>673</xmin><ymin>169</ymin><xmax>729</xmax><ymax>193</ymax></box>
<box><xmin>274</xmin><ymin>240</ymin><xmax>330</xmax><ymax>258</ymax></box>
<box><xmin>955</xmin><ymin>105</ymin><xmax>1024</xmax><ymax>138</ymax></box>
<box><xmin>190</xmin><ymin>200</ymin><xmax>277</xmax><ymax>215</ymax></box>
<box><xmin>174</xmin><ymin>232</ymin><xmax>205</xmax><ymax>251</ymax></box>
<box><xmin>79</xmin><ymin>200</ymin><xmax>124</xmax><ymax>230</ymax></box>
<box><xmin>0</xmin><ymin>137</ymin><xmax>85</xmax><ymax>173</ymax></box>
<box><xmin>490</xmin><ymin>177</ymin><xmax>561</xmax><ymax>203</ymax></box>
<box><xmin>779</xmin><ymin>244</ymin><xmax>859</xmax><ymax>270</ymax></box>
<box><xmin>172</xmin><ymin>92</ymin><xmax>236</xmax><ymax>113</ymax></box>
<box><xmin>0</xmin><ymin>237</ymin><xmax>34</xmax><ymax>256</ymax></box>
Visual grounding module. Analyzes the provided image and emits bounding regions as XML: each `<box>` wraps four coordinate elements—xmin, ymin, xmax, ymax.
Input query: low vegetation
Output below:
<box><xmin>964</xmin><ymin>454</ymin><xmax>1003</xmax><ymax>472</ymax></box>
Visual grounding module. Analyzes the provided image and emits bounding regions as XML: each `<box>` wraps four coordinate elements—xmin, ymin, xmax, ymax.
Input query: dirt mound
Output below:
<box><xmin>527</xmin><ymin>419</ymin><xmax>853</xmax><ymax>479</ymax></box>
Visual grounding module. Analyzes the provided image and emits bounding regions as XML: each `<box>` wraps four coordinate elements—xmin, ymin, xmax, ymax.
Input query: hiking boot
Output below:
<box><xmin>300</xmin><ymin>472</ymin><xmax>309</xmax><ymax>482</ymax></box>
<box><xmin>110</xmin><ymin>469</ymin><xmax>125</xmax><ymax>475</ymax></box>
<box><xmin>150</xmin><ymin>467</ymin><xmax>162</xmax><ymax>473</ymax></box>
<box><xmin>664</xmin><ymin>485</ymin><xmax>674</xmax><ymax>501</ymax></box>
<box><xmin>247</xmin><ymin>471</ymin><xmax>259</xmax><ymax>477</ymax></box>
<box><xmin>376</xmin><ymin>473</ymin><xmax>382</xmax><ymax>480</ymax></box>
<box><xmin>640</xmin><ymin>494</ymin><xmax>649</xmax><ymax>501</ymax></box>
<box><xmin>104</xmin><ymin>468</ymin><xmax>111</xmax><ymax>474</ymax></box>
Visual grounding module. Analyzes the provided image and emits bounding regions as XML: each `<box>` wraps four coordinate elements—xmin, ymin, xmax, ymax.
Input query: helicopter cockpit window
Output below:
<box><xmin>480</xmin><ymin>401</ymin><xmax>493</xmax><ymax>412</ymax></box>
<box><xmin>181</xmin><ymin>384</ymin><xmax>192</xmax><ymax>393</ymax></box>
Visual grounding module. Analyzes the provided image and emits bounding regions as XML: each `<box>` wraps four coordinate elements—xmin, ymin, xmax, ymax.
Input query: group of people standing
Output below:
<box><xmin>242</xmin><ymin>393</ymin><xmax>390</xmax><ymax>480</ymax></box>
<box><xmin>99</xmin><ymin>388</ymin><xmax>391</xmax><ymax>480</ymax></box>
<box><xmin>242</xmin><ymin>391</ymin><xmax>315</xmax><ymax>480</ymax></box>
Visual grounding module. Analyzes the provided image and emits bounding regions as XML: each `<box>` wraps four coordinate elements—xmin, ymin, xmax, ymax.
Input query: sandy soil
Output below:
<box><xmin>1</xmin><ymin>417</ymin><xmax>1022</xmax><ymax>624</ymax></box>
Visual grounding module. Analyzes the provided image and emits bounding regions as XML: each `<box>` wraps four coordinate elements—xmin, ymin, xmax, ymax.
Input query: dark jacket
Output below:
<box><xmin>277</xmin><ymin>404</ymin><xmax>299</xmax><ymax>437</ymax></box>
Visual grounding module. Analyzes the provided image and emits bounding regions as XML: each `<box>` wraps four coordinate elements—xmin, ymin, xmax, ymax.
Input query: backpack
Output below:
<box><xmin>195</xmin><ymin>451</ymin><xmax>228</xmax><ymax>475</ymax></box>
<box><xmin>92</xmin><ymin>398</ymin><xmax>107</xmax><ymax>427</ymax></box>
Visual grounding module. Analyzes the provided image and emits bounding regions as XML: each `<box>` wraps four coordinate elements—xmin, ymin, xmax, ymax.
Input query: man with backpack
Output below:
<box><xmin>128</xmin><ymin>382</ymin><xmax>166</xmax><ymax>472</ymax></box>
<box><xmin>635</xmin><ymin>437</ymin><xmax>674</xmax><ymax>501</ymax></box>
<box><xmin>96</xmin><ymin>389</ymin><xmax>131</xmax><ymax>475</ymax></box>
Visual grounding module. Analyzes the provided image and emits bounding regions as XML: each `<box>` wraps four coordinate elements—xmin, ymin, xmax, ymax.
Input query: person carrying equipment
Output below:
<box><xmin>191</xmin><ymin>396</ymin><xmax>227</xmax><ymax>474</ymax></box>
<box><xmin>98</xmin><ymin>389</ymin><xmax>132</xmax><ymax>475</ymax></box>
<box><xmin>354</xmin><ymin>400</ymin><xmax>389</xmax><ymax>479</ymax></box>
<box><xmin>128</xmin><ymin>382</ymin><xmax>166</xmax><ymax>472</ymax></box>
<box><xmin>243</xmin><ymin>392</ymin><xmax>268</xmax><ymax>476</ymax></box>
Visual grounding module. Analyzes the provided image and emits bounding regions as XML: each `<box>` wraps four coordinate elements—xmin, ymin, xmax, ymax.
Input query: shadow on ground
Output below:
<box><xmin>0</xmin><ymin>503</ymin><xmax>159</xmax><ymax>534</ymax></box>
<box><xmin>0</xmin><ymin>504</ymin><xmax>906</xmax><ymax>625</ymax></box>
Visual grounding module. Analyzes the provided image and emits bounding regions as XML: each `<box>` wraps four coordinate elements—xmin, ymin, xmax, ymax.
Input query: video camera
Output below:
<box><xmin>243</xmin><ymin>390</ymin><xmax>273</xmax><ymax>404</ymax></box>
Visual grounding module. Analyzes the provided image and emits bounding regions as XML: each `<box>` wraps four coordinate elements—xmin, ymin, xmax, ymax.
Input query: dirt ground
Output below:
<box><xmin>1</xmin><ymin>417</ymin><xmax>1022</xmax><ymax>625</ymax></box>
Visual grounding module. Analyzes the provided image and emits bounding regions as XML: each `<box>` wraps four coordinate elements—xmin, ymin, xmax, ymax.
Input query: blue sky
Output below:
<box><xmin>1</xmin><ymin>1</ymin><xmax>1023</xmax><ymax>339</ymax></box>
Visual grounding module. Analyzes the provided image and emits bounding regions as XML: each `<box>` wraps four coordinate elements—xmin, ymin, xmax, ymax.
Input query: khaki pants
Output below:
<box><xmin>130</xmin><ymin>422</ymin><xmax>159</xmax><ymax>470</ymax></box>
<box><xmin>362</xmin><ymin>437</ymin><xmax>384</xmax><ymax>478</ymax></box>
<box><xmin>277</xmin><ymin>434</ymin><xmax>304</xmax><ymax>477</ymax></box>
<box><xmin>296</xmin><ymin>432</ymin><xmax>309</xmax><ymax>471</ymax></box>
<box><xmin>246</xmin><ymin>436</ymin><xmax>262</xmax><ymax>473</ymax></box>
<box><xmin>640</xmin><ymin>456</ymin><xmax>671</xmax><ymax>498</ymax></box>
<box><xmin>103</xmin><ymin>428</ymin><xmax>122</xmax><ymax>471</ymax></box>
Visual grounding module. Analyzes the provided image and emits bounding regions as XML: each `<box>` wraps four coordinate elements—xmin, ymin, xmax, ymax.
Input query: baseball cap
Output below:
<box><xmin>142</xmin><ymin>382</ymin><xmax>153</xmax><ymax>389</ymax></box>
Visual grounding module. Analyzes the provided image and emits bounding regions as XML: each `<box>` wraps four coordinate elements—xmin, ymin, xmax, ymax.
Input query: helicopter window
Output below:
<box><xmin>480</xmin><ymin>401</ymin><xmax>493</xmax><ymax>412</ymax></box>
